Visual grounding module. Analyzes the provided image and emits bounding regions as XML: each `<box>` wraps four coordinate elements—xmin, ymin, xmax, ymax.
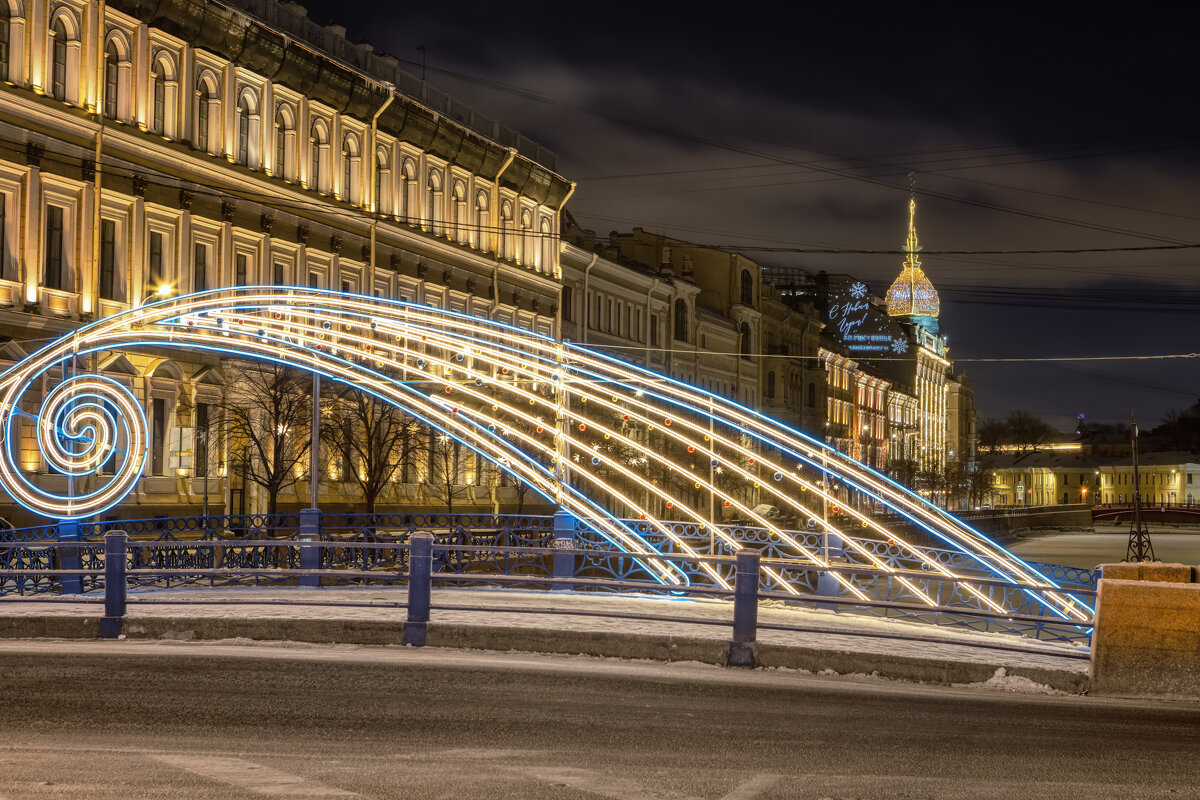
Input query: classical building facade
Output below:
<box><xmin>0</xmin><ymin>0</ymin><xmax>571</xmax><ymax>524</ymax></box>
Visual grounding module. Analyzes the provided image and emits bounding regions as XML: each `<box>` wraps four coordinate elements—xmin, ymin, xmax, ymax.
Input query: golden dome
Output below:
<box><xmin>886</xmin><ymin>197</ymin><xmax>940</xmax><ymax>319</ymax></box>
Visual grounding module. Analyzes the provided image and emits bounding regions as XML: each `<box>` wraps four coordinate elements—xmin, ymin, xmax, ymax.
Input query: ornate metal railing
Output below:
<box><xmin>0</xmin><ymin>513</ymin><xmax>1095</xmax><ymax>644</ymax></box>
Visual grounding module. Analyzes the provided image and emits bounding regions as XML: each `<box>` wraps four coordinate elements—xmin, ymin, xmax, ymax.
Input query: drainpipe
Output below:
<box><xmin>553</xmin><ymin>181</ymin><xmax>577</xmax><ymax>280</ymax></box>
<box><xmin>580</xmin><ymin>252</ymin><xmax>597</xmax><ymax>345</ymax></box>
<box><xmin>367</xmin><ymin>83</ymin><xmax>394</xmax><ymax>287</ymax></box>
<box><xmin>88</xmin><ymin>0</ymin><xmax>106</xmax><ymax>318</ymax></box>
<box><xmin>490</xmin><ymin>148</ymin><xmax>517</xmax><ymax>311</ymax></box>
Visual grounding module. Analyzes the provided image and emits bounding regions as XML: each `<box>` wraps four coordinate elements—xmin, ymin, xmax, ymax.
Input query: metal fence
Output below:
<box><xmin>0</xmin><ymin>513</ymin><xmax>1095</xmax><ymax>645</ymax></box>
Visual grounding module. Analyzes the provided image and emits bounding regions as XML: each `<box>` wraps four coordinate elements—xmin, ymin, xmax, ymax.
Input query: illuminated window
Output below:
<box><xmin>43</xmin><ymin>205</ymin><xmax>64</xmax><ymax>290</ymax></box>
<box><xmin>148</xmin><ymin>231</ymin><xmax>164</xmax><ymax>291</ymax></box>
<box><xmin>195</xmin><ymin>75</ymin><xmax>218</xmax><ymax>153</ymax></box>
<box><xmin>99</xmin><ymin>219</ymin><xmax>119</xmax><ymax>301</ymax></box>
<box><xmin>274</xmin><ymin>104</ymin><xmax>294</xmax><ymax>180</ymax></box>
<box><xmin>104</xmin><ymin>42</ymin><xmax>120</xmax><ymax>118</ymax></box>
<box><xmin>0</xmin><ymin>5</ymin><xmax>8</xmax><ymax>83</ymax></box>
<box><xmin>474</xmin><ymin>191</ymin><xmax>488</xmax><ymax>251</ymax></box>
<box><xmin>50</xmin><ymin>18</ymin><xmax>69</xmax><ymax>101</ymax></box>
<box><xmin>192</xmin><ymin>242</ymin><xmax>208</xmax><ymax>291</ymax></box>
<box><xmin>152</xmin><ymin>62</ymin><xmax>167</xmax><ymax>135</ymax></box>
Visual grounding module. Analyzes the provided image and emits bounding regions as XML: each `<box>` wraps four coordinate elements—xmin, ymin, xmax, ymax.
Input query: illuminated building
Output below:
<box><xmin>0</xmin><ymin>0</ymin><xmax>570</xmax><ymax>523</ymax></box>
<box><xmin>986</xmin><ymin>450</ymin><xmax>1200</xmax><ymax>507</ymax></box>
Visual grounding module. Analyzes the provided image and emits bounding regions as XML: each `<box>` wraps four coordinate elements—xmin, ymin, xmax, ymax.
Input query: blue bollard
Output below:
<box><xmin>58</xmin><ymin>520</ymin><xmax>82</xmax><ymax>595</ymax></box>
<box><xmin>405</xmin><ymin>532</ymin><xmax>433</xmax><ymax>646</ymax></box>
<box><xmin>298</xmin><ymin>508</ymin><xmax>321</xmax><ymax>587</ymax></box>
<box><xmin>552</xmin><ymin>510</ymin><xmax>576</xmax><ymax>591</ymax></box>
<box><xmin>728</xmin><ymin>548</ymin><xmax>760</xmax><ymax>667</ymax></box>
<box><xmin>99</xmin><ymin>531</ymin><xmax>127</xmax><ymax>639</ymax></box>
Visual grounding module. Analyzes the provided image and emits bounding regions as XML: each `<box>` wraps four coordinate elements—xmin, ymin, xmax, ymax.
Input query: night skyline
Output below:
<box><xmin>286</xmin><ymin>1</ymin><xmax>1200</xmax><ymax>431</ymax></box>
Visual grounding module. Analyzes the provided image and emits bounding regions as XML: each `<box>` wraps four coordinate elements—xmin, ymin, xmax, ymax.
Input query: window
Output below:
<box><xmin>195</xmin><ymin>403</ymin><xmax>210</xmax><ymax>478</ymax></box>
<box><xmin>650</xmin><ymin>314</ymin><xmax>660</xmax><ymax>347</ymax></box>
<box><xmin>474</xmin><ymin>192</ymin><xmax>488</xmax><ymax>251</ymax></box>
<box><xmin>196</xmin><ymin>78</ymin><xmax>217</xmax><ymax>153</ymax></box>
<box><xmin>193</xmin><ymin>243</ymin><xmax>207</xmax><ymax>292</ymax></box>
<box><xmin>520</xmin><ymin>208</ymin><xmax>533</xmax><ymax>265</ymax></box>
<box><xmin>426</xmin><ymin>169</ymin><xmax>443</xmax><ymax>233</ymax></box>
<box><xmin>374</xmin><ymin>146</ymin><xmax>390</xmax><ymax>213</ymax></box>
<box><xmin>104</xmin><ymin>42</ymin><xmax>120</xmax><ymax>118</ymax></box>
<box><xmin>99</xmin><ymin>219</ymin><xmax>118</xmax><ymax>301</ymax></box>
<box><xmin>739</xmin><ymin>322</ymin><xmax>752</xmax><ymax>357</ymax></box>
<box><xmin>237</xmin><ymin>95</ymin><xmax>251</xmax><ymax>165</ymax></box>
<box><xmin>309</xmin><ymin>121</ymin><xmax>328</xmax><ymax>192</ymax></box>
<box><xmin>673</xmin><ymin>299</ymin><xmax>688</xmax><ymax>341</ymax></box>
<box><xmin>399</xmin><ymin>158</ymin><xmax>417</xmax><ymax>222</ymax></box>
<box><xmin>539</xmin><ymin>218</ymin><xmax>552</xmax><ymax>272</ymax></box>
<box><xmin>741</xmin><ymin>269</ymin><xmax>754</xmax><ymax>306</ymax></box>
<box><xmin>151</xmin><ymin>397</ymin><xmax>166</xmax><ymax>476</ymax></box>
<box><xmin>235</xmin><ymin>253</ymin><xmax>248</xmax><ymax>286</ymax></box>
<box><xmin>807</xmin><ymin>382</ymin><xmax>816</xmax><ymax>407</ymax></box>
<box><xmin>50</xmin><ymin>19</ymin><xmax>68</xmax><ymax>101</ymax></box>
<box><xmin>152</xmin><ymin>62</ymin><xmax>167</xmax><ymax>135</ymax></box>
<box><xmin>767</xmin><ymin>371</ymin><xmax>776</xmax><ymax>399</ymax></box>
<box><xmin>451</xmin><ymin>180</ymin><xmax>466</xmax><ymax>243</ymax></box>
<box><xmin>148</xmin><ymin>231</ymin><xmax>164</xmax><ymax>292</ymax></box>
<box><xmin>44</xmin><ymin>205</ymin><xmax>65</xmax><ymax>290</ymax></box>
<box><xmin>0</xmin><ymin>4</ymin><xmax>8</xmax><ymax>83</ymax></box>
<box><xmin>274</xmin><ymin>104</ymin><xmax>293</xmax><ymax>180</ymax></box>
<box><xmin>561</xmin><ymin>286</ymin><xmax>573</xmax><ymax>322</ymax></box>
<box><xmin>500</xmin><ymin>200</ymin><xmax>514</xmax><ymax>259</ymax></box>
<box><xmin>342</xmin><ymin>134</ymin><xmax>359</xmax><ymax>202</ymax></box>
<box><xmin>273</xmin><ymin>260</ymin><xmax>286</xmax><ymax>285</ymax></box>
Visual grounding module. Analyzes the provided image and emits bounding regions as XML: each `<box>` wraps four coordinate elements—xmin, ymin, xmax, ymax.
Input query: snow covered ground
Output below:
<box><xmin>0</xmin><ymin>584</ymin><xmax>1089</xmax><ymax>674</ymax></box>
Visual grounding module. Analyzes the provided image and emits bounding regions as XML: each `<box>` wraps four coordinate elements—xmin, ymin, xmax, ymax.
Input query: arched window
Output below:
<box><xmin>500</xmin><ymin>200</ymin><xmax>514</xmax><ymax>260</ymax></box>
<box><xmin>451</xmin><ymin>180</ymin><xmax>467</xmax><ymax>243</ymax></box>
<box><xmin>673</xmin><ymin>298</ymin><xmax>688</xmax><ymax>342</ymax></box>
<box><xmin>399</xmin><ymin>158</ymin><xmax>416</xmax><ymax>222</ymax></box>
<box><xmin>104</xmin><ymin>42</ymin><xmax>120</xmax><ymax>118</ymax></box>
<box><xmin>374</xmin><ymin>146</ymin><xmax>390</xmax><ymax>213</ymax></box>
<box><xmin>195</xmin><ymin>74</ymin><xmax>218</xmax><ymax>154</ymax></box>
<box><xmin>235</xmin><ymin>91</ymin><xmax>260</xmax><ymax>167</ymax></box>
<box><xmin>341</xmin><ymin>133</ymin><xmax>359</xmax><ymax>203</ymax></box>
<box><xmin>519</xmin><ymin>208</ymin><xmax>533</xmax><ymax>265</ymax></box>
<box><xmin>426</xmin><ymin>169</ymin><xmax>443</xmax><ymax>233</ymax></box>
<box><xmin>274</xmin><ymin>104</ymin><xmax>294</xmax><ymax>180</ymax></box>
<box><xmin>151</xmin><ymin>61</ymin><xmax>167</xmax><ymax>135</ymax></box>
<box><xmin>309</xmin><ymin>120</ymin><xmax>328</xmax><ymax>192</ymax></box>
<box><xmin>50</xmin><ymin>18</ymin><xmax>68</xmax><ymax>101</ymax></box>
<box><xmin>474</xmin><ymin>191</ymin><xmax>488</xmax><ymax>251</ymax></box>
<box><xmin>539</xmin><ymin>218</ymin><xmax>552</xmax><ymax>272</ymax></box>
<box><xmin>740</xmin><ymin>268</ymin><xmax>754</xmax><ymax>306</ymax></box>
<box><xmin>739</xmin><ymin>322</ymin><xmax>752</xmax><ymax>357</ymax></box>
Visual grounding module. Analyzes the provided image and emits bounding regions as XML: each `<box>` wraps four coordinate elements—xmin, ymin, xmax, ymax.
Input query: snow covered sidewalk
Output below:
<box><xmin>0</xmin><ymin>585</ymin><xmax>1090</xmax><ymax>692</ymax></box>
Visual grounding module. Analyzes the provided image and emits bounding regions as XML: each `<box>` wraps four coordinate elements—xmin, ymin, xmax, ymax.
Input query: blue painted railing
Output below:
<box><xmin>0</xmin><ymin>513</ymin><xmax>1094</xmax><ymax>644</ymax></box>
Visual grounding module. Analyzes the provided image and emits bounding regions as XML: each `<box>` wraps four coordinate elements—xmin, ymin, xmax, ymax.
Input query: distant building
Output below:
<box><xmin>985</xmin><ymin>450</ymin><xmax>1200</xmax><ymax>507</ymax></box>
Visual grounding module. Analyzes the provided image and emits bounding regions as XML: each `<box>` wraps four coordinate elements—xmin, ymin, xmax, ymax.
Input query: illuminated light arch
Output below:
<box><xmin>0</xmin><ymin>289</ymin><xmax>1089</xmax><ymax>617</ymax></box>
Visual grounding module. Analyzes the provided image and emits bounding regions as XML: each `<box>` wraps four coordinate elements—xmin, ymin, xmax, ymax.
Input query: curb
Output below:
<box><xmin>0</xmin><ymin>615</ymin><xmax>1090</xmax><ymax>693</ymax></box>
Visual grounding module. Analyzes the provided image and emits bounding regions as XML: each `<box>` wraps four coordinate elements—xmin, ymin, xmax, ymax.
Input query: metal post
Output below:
<box><xmin>100</xmin><ymin>530</ymin><xmax>127</xmax><ymax>638</ymax></box>
<box><xmin>298</xmin><ymin>508</ymin><xmax>321</xmax><ymax>587</ymax></box>
<box><xmin>310</xmin><ymin>371</ymin><xmax>321</xmax><ymax>510</ymax></box>
<box><xmin>405</xmin><ymin>532</ymin><xmax>433</xmax><ymax>646</ymax></box>
<box><xmin>1126</xmin><ymin>416</ymin><xmax>1156</xmax><ymax>562</ymax></box>
<box><xmin>816</xmin><ymin>532</ymin><xmax>845</xmax><ymax>609</ymax></box>
<box><xmin>58</xmin><ymin>520</ymin><xmax>82</xmax><ymax>595</ymax></box>
<box><xmin>728</xmin><ymin>548</ymin><xmax>759</xmax><ymax>667</ymax></box>
<box><xmin>552</xmin><ymin>509</ymin><xmax>576</xmax><ymax>591</ymax></box>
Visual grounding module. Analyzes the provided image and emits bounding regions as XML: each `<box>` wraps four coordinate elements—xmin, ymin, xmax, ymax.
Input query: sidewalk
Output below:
<box><xmin>0</xmin><ymin>585</ymin><xmax>1091</xmax><ymax>693</ymax></box>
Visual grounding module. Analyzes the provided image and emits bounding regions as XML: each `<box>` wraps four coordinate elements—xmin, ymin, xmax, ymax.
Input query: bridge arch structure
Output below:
<box><xmin>0</xmin><ymin>288</ymin><xmax>1090</xmax><ymax>623</ymax></box>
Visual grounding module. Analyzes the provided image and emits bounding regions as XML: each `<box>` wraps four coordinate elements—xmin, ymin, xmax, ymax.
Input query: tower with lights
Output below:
<box><xmin>884</xmin><ymin>190</ymin><xmax>951</xmax><ymax>475</ymax></box>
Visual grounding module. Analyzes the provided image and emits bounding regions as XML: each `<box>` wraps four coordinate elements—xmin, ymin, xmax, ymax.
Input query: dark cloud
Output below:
<box><xmin>293</xmin><ymin>0</ymin><xmax>1200</xmax><ymax>427</ymax></box>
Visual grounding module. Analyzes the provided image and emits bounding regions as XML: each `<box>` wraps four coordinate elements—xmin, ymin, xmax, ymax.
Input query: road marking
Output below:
<box><xmin>150</xmin><ymin>754</ymin><xmax>357</xmax><ymax>796</ymax></box>
<box><xmin>719</xmin><ymin>774</ymin><xmax>782</xmax><ymax>799</ymax></box>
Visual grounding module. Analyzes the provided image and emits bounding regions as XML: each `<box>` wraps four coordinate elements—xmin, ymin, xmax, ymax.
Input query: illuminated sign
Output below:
<box><xmin>822</xmin><ymin>278</ymin><xmax>912</xmax><ymax>358</ymax></box>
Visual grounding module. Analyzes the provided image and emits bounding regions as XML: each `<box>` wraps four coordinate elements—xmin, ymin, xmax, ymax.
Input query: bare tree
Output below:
<box><xmin>218</xmin><ymin>362</ymin><xmax>311</xmax><ymax>515</ymax></box>
<box><xmin>426</xmin><ymin>431</ymin><xmax>472</xmax><ymax>514</ymax></box>
<box><xmin>977</xmin><ymin>418</ymin><xmax>1008</xmax><ymax>454</ymax></box>
<box><xmin>1005</xmin><ymin>410</ymin><xmax>1056</xmax><ymax>453</ymax></box>
<box><xmin>321</xmin><ymin>388</ymin><xmax>425</xmax><ymax>513</ymax></box>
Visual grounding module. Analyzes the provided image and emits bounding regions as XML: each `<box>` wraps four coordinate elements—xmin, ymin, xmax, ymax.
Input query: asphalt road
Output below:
<box><xmin>1</xmin><ymin>641</ymin><xmax>1198</xmax><ymax>799</ymax></box>
<box><xmin>1010</xmin><ymin>525</ymin><xmax>1200</xmax><ymax>569</ymax></box>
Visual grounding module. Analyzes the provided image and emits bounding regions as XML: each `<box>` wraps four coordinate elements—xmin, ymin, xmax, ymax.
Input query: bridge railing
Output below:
<box><xmin>0</xmin><ymin>527</ymin><xmax>1099</xmax><ymax>652</ymax></box>
<box><xmin>0</xmin><ymin>514</ymin><xmax>1094</xmax><ymax>645</ymax></box>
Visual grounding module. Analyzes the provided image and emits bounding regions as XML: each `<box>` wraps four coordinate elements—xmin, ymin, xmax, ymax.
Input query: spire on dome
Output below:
<box><xmin>885</xmin><ymin>176</ymin><xmax>940</xmax><ymax>321</ymax></box>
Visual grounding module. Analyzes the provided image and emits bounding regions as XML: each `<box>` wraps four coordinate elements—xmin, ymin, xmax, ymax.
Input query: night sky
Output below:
<box><xmin>297</xmin><ymin>1</ymin><xmax>1200</xmax><ymax>431</ymax></box>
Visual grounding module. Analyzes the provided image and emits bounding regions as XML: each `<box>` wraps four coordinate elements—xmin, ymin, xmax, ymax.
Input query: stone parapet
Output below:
<box><xmin>1090</xmin><ymin>562</ymin><xmax>1200</xmax><ymax>700</ymax></box>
